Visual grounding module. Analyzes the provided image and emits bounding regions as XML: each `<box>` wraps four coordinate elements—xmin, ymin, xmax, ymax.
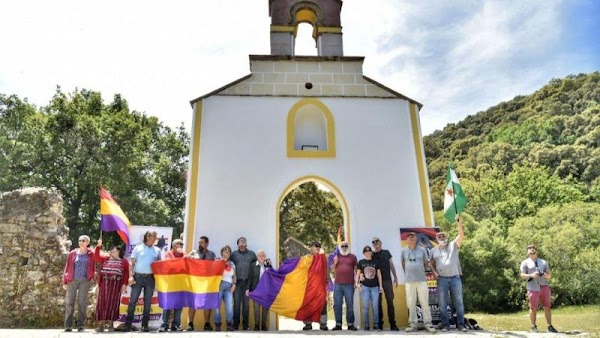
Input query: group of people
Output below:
<box><xmin>62</xmin><ymin>215</ymin><xmax>558</xmax><ymax>333</ymax></box>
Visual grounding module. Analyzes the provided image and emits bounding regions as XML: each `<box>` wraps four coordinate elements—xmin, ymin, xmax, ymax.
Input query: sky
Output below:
<box><xmin>1</xmin><ymin>0</ymin><xmax>598</xmax><ymax>135</ymax></box>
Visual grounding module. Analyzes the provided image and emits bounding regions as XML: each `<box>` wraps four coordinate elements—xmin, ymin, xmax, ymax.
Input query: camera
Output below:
<box><xmin>527</xmin><ymin>268</ymin><xmax>546</xmax><ymax>282</ymax></box>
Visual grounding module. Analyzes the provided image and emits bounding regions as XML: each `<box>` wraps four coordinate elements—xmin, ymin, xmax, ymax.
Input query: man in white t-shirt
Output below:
<box><xmin>430</xmin><ymin>215</ymin><xmax>466</xmax><ymax>332</ymax></box>
<box><xmin>520</xmin><ymin>244</ymin><xmax>557</xmax><ymax>333</ymax></box>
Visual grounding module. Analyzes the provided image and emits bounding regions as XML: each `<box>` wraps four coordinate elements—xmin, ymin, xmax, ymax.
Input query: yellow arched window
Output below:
<box><xmin>287</xmin><ymin>98</ymin><xmax>336</xmax><ymax>158</ymax></box>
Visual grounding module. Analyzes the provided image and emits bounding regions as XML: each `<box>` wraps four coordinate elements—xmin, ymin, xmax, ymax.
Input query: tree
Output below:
<box><xmin>279</xmin><ymin>182</ymin><xmax>343</xmax><ymax>259</ymax></box>
<box><xmin>0</xmin><ymin>88</ymin><xmax>189</xmax><ymax>247</ymax></box>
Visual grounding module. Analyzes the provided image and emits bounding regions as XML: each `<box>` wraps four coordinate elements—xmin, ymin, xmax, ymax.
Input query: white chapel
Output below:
<box><xmin>183</xmin><ymin>0</ymin><xmax>434</xmax><ymax>329</ymax></box>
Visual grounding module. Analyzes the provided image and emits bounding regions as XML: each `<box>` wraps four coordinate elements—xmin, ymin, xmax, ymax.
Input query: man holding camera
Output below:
<box><xmin>520</xmin><ymin>244</ymin><xmax>557</xmax><ymax>333</ymax></box>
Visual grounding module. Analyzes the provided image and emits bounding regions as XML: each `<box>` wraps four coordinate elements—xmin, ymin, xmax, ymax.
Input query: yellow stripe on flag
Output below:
<box><xmin>270</xmin><ymin>256</ymin><xmax>311</xmax><ymax>318</ymax></box>
<box><xmin>154</xmin><ymin>274</ymin><xmax>221</xmax><ymax>294</ymax></box>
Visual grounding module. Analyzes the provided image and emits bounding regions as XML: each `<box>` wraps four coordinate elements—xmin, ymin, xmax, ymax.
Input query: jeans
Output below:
<box><xmin>126</xmin><ymin>273</ymin><xmax>155</xmax><ymax>327</ymax></box>
<box><xmin>215</xmin><ymin>281</ymin><xmax>234</xmax><ymax>325</ymax></box>
<box><xmin>333</xmin><ymin>283</ymin><xmax>355</xmax><ymax>326</ymax></box>
<box><xmin>437</xmin><ymin>276</ymin><xmax>464</xmax><ymax>328</ymax></box>
<box><xmin>64</xmin><ymin>279</ymin><xmax>91</xmax><ymax>328</ymax></box>
<box><xmin>162</xmin><ymin>308</ymin><xmax>182</xmax><ymax>328</ymax></box>
<box><xmin>377</xmin><ymin>279</ymin><xmax>396</xmax><ymax>328</ymax></box>
<box><xmin>233</xmin><ymin>279</ymin><xmax>249</xmax><ymax>329</ymax></box>
<box><xmin>405</xmin><ymin>281</ymin><xmax>432</xmax><ymax>326</ymax></box>
<box><xmin>360</xmin><ymin>286</ymin><xmax>379</xmax><ymax>329</ymax></box>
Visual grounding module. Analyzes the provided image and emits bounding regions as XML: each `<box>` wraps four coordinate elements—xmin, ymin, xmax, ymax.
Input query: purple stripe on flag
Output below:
<box><xmin>157</xmin><ymin>291</ymin><xmax>220</xmax><ymax>310</ymax></box>
<box><xmin>249</xmin><ymin>257</ymin><xmax>302</xmax><ymax>309</ymax></box>
<box><xmin>101</xmin><ymin>214</ymin><xmax>129</xmax><ymax>233</ymax></box>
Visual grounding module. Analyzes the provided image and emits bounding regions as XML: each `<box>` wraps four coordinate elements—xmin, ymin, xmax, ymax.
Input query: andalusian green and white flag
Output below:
<box><xmin>444</xmin><ymin>165</ymin><xmax>467</xmax><ymax>223</ymax></box>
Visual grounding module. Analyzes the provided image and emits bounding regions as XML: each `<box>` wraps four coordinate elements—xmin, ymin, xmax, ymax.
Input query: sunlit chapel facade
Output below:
<box><xmin>184</xmin><ymin>0</ymin><xmax>433</xmax><ymax>329</ymax></box>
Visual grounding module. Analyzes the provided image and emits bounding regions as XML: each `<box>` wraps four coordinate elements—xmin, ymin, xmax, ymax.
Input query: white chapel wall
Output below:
<box><xmin>190</xmin><ymin>95</ymin><xmax>424</xmax><ymax>284</ymax></box>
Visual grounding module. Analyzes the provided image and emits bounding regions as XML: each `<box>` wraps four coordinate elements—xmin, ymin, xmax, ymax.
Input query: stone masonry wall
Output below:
<box><xmin>0</xmin><ymin>188</ymin><xmax>73</xmax><ymax>327</ymax></box>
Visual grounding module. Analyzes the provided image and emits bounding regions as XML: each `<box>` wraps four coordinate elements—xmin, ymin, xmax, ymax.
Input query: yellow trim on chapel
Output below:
<box><xmin>274</xmin><ymin>175</ymin><xmax>351</xmax><ymax>266</ymax></box>
<box><xmin>286</xmin><ymin>98</ymin><xmax>336</xmax><ymax>158</ymax></box>
<box><xmin>184</xmin><ymin>101</ymin><xmax>203</xmax><ymax>250</ymax></box>
<box><xmin>409</xmin><ymin>102</ymin><xmax>434</xmax><ymax>227</ymax></box>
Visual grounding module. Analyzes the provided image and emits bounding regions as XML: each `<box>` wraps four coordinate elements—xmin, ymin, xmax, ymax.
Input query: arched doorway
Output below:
<box><xmin>275</xmin><ymin>175</ymin><xmax>350</xmax><ymax>265</ymax></box>
<box><xmin>273</xmin><ymin>175</ymin><xmax>351</xmax><ymax>330</ymax></box>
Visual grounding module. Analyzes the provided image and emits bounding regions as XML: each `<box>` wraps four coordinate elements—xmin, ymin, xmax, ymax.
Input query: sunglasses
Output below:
<box><xmin>314</xmin><ymin>245</ymin><xmax>321</xmax><ymax>248</ymax></box>
<box><xmin>78</xmin><ymin>240</ymin><xmax>87</xmax><ymax>242</ymax></box>
<box><xmin>363</xmin><ymin>250</ymin><xmax>372</xmax><ymax>253</ymax></box>
<box><xmin>341</xmin><ymin>245</ymin><xmax>348</xmax><ymax>248</ymax></box>
<box><xmin>372</xmin><ymin>240</ymin><xmax>380</xmax><ymax>244</ymax></box>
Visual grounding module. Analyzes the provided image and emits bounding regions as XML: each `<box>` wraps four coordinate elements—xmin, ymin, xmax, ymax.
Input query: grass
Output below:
<box><xmin>468</xmin><ymin>305</ymin><xmax>600</xmax><ymax>334</ymax></box>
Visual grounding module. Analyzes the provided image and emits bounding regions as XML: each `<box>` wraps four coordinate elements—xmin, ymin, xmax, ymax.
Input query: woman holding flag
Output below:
<box><xmin>93</xmin><ymin>239</ymin><xmax>129</xmax><ymax>332</ymax></box>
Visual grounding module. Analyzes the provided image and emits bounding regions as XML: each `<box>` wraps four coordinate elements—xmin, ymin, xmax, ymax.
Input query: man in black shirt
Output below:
<box><xmin>230</xmin><ymin>237</ymin><xmax>257</xmax><ymax>330</ymax></box>
<box><xmin>372</xmin><ymin>236</ymin><xmax>399</xmax><ymax>331</ymax></box>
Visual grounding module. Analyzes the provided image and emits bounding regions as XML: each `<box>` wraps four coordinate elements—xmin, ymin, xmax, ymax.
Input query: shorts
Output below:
<box><xmin>527</xmin><ymin>285</ymin><xmax>551</xmax><ymax>309</ymax></box>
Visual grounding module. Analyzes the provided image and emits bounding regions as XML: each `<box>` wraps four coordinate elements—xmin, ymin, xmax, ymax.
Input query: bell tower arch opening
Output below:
<box><xmin>269</xmin><ymin>0</ymin><xmax>344</xmax><ymax>56</ymax></box>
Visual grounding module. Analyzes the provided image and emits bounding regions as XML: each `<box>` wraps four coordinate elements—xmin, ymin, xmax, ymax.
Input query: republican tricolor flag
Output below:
<box><xmin>100</xmin><ymin>187</ymin><xmax>131</xmax><ymax>245</ymax></box>
<box><xmin>249</xmin><ymin>254</ymin><xmax>327</xmax><ymax>322</ymax></box>
<box><xmin>152</xmin><ymin>258</ymin><xmax>225</xmax><ymax>310</ymax></box>
<box><xmin>443</xmin><ymin>165</ymin><xmax>467</xmax><ymax>223</ymax></box>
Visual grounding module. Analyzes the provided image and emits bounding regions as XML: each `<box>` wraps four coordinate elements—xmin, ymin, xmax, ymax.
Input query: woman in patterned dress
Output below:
<box><xmin>94</xmin><ymin>239</ymin><xmax>129</xmax><ymax>332</ymax></box>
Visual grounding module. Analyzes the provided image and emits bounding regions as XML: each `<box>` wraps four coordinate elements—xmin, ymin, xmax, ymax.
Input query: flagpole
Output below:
<box><xmin>99</xmin><ymin>182</ymin><xmax>103</xmax><ymax>241</ymax></box>
<box><xmin>450</xmin><ymin>165</ymin><xmax>459</xmax><ymax>222</ymax></box>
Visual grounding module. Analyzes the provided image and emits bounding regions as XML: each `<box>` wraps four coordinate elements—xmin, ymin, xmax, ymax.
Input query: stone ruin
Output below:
<box><xmin>0</xmin><ymin>188</ymin><xmax>92</xmax><ymax>327</ymax></box>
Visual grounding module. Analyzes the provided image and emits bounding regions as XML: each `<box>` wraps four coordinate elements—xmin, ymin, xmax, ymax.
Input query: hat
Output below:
<box><xmin>171</xmin><ymin>239</ymin><xmax>183</xmax><ymax>248</ymax></box>
<box><xmin>436</xmin><ymin>232</ymin><xmax>448</xmax><ymax>238</ymax></box>
<box><xmin>310</xmin><ymin>241</ymin><xmax>322</xmax><ymax>247</ymax></box>
<box><xmin>406</xmin><ymin>232</ymin><xmax>417</xmax><ymax>237</ymax></box>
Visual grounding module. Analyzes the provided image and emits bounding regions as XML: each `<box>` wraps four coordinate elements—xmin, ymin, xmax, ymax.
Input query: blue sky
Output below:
<box><xmin>0</xmin><ymin>0</ymin><xmax>598</xmax><ymax>135</ymax></box>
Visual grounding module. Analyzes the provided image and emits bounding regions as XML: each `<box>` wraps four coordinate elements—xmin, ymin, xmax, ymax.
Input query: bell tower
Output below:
<box><xmin>269</xmin><ymin>0</ymin><xmax>344</xmax><ymax>56</ymax></box>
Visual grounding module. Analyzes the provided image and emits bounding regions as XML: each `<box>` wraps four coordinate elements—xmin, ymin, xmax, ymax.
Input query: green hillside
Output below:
<box><xmin>424</xmin><ymin>72</ymin><xmax>600</xmax><ymax>312</ymax></box>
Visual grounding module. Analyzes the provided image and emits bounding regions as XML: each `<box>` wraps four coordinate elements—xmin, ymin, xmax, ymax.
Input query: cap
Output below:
<box><xmin>310</xmin><ymin>241</ymin><xmax>322</xmax><ymax>247</ymax></box>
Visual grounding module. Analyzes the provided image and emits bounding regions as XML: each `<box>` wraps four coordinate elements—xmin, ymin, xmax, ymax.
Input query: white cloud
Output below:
<box><xmin>0</xmin><ymin>0</ymin><xmax>596</xmax><ymax>136</ymax></box>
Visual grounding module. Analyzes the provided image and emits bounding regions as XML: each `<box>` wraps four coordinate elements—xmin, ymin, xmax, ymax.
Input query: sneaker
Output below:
<box><xmin>204</xmin><ymin>323</ymin><xmax>213</xmax><ymax>331</ymax></box>
<box><xmin>254</xmin><ymin>326</ymin><xmax>260</xmax><ymax>331</ymax></box>
<box><xmin>364</xmin><ymin>326</ymin><xmax>370</xmax><ymax>331</ymax></box>
<box><xmin>441</xmin><ymin>326</ymin><xmax>449</xmax><ymax>332</ymax></box>
<box><xmin>64</xmin><ymin>328</ymin><xmax>72</xmax><ymax>332</ymax></box>
<box><xmin>227</xmin><ymin>324</ymin><xmax>234</xmax><ymax>331</ymax></box>
<box><xmin>214</xmin><ymin>323</ymin><xmax>221</xmax><ymax>332</ymax></box>
<box><xmin>548</xmin><ymin>325</ymin><xmax>558</xmax><ymax>333</ymax></box>
<box><xmin>390</xmin><ymin>325</ymin><xmax>400</xmax><ymax>331</ymax></box>
<box><xmin>158</xmin><ymin>326</ymin><xmax>169</xmax><ymax>332</ymax></box>
<box><xmin>187</xmin><ymin>323</ymin><xmax>194</xmax><ymax>331</ymax></box>
<box><xmin>121</xmin><ymin>325</ymin><xmax>132</xmax><ymax>332</ymax></box>
<box><xmin>243</xmin><ymin>326</ymin><xmax>250</xmax><ymax>331</ymax></box>
<box><xmin>303</xmin><ymin>324</ymin><xmax>312</xmax><ymax>331</ymax></box>
<box><xmin>405</xmin><ymin>326</ymin><xmax>417</xmax><ymax>332</ymax></box>
<box><xmin>374</xmin><ymin>326</ymin><xmax>381</xmax><ymax>332</ymax></box>
<box><xmin>348</xmin><ymin>325</ymin><xmax>358</xmax><ymax>331</ymax></box>
<box><xmin>141</xmin><ymin>326</ymin><xmax>150</xmax><ymax>332</ymax></box>
<box><xmin>531</xmin><ymin>325</ymin><xmax>539</xmax><ymax>333</ymax></box>
<box><xmin>425</xmin><ymin>325</ymin><xmax>436</xmax><ymax>333</ymax></box>
<box><xmin>171</xmin><ymin>325</ymin><xmax>183</xmax><ymax>332</ymax></box>
<box><xmin>77</xmin><ymin>327</ymin><xmax>85</xmax><ymax>332</ymax></box>
<box><xmin>320</xmin><ymin>324</ymin><xmax>328</xmax><ymax>331</ymax></box>
<box><xmin>332</xmin><ymin>325</ymin><xmax>343</xmax><ymax>331</ymax></box>
<box><xmin>458</xmin><ymin>326</ymin><xmax>468</xmax><ymax>332</ymax></box>
<box><xmin>95</xmin><ymin>325</ymin><xmax>105</xmax><ymax>333</ymax></box>
<box><xmin>262</xmin><ymin>327</ymin><xmax>269</xmax><ymax>331</ymax></box>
